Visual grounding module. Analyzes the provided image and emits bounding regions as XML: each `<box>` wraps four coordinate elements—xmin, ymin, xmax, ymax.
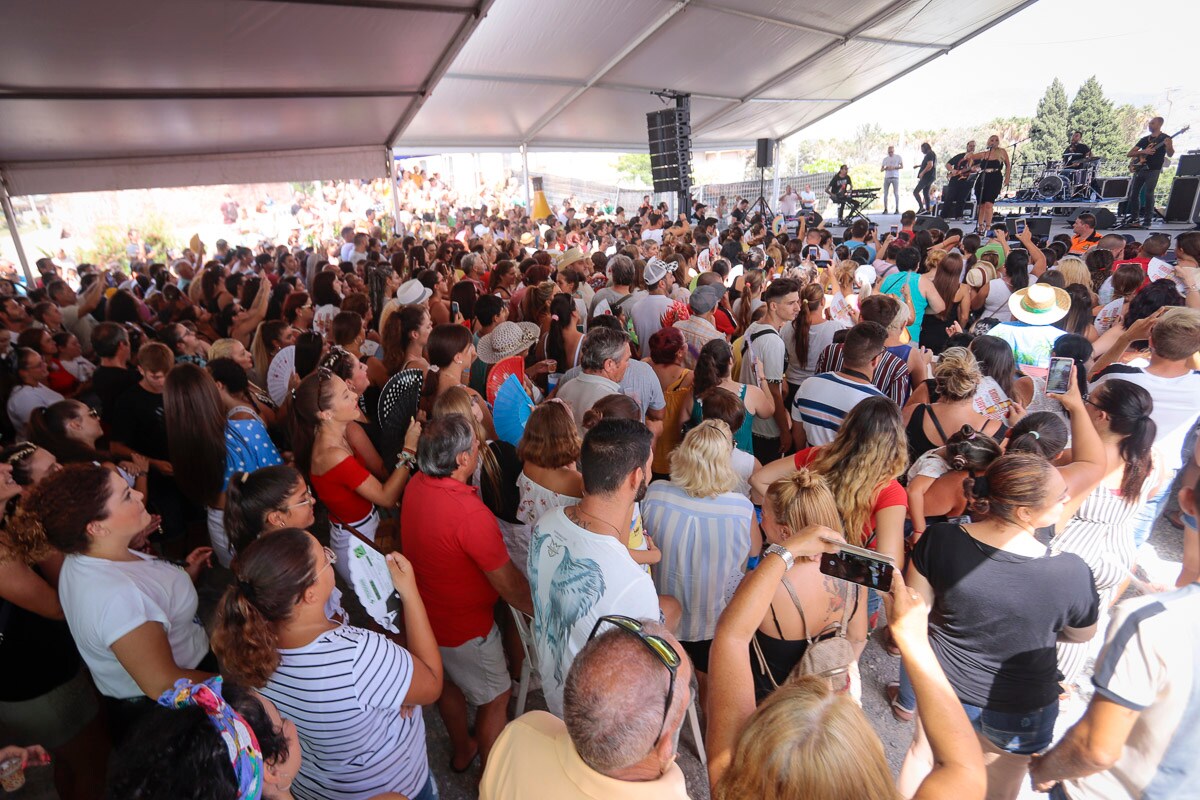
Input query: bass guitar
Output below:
<box><xmin>1129</xmin><ymin>125</ymin><xmax>1189</xmax><ymax>173</ymax></box>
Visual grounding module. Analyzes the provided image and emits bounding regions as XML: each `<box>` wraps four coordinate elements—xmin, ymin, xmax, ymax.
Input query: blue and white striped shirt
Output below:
<box><xmin>642</xmin><ymin>481</ymin><xmax>753</xmax><ymax>642</ymax></box>
<box><xmin>791</xmin><ymin>372</ymin><xmax>885</xmax><ymax>446</ymax></box>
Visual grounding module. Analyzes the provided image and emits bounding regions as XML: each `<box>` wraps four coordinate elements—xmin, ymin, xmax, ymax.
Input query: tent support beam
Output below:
<box><xmin>0</xmin><ymin>87</ymin><xmax>419</xmax><ymax>101</ymax></box>
<box><xmin>689</xmin><ymin>1</ymin><xmax>941</xmax><ymax>49</ymax></box>
<box><xmin>519</xmin><ymin>0</ymin><xmax>693</xmax><ymax>144</ymax></box>
<box><xmin>690</xmin><ymin>0</ymin><xmax>916</xmax><ymax>137</ymax></box>
<box><xmin>251</xmin><ymin>0</ymin><xmax>474</xmax><ymax>14</ymax></box>
<box><xmin>0</xmin><ymin>170</ymin><xmax>34</xmax><ymax>287</ymax></box>
<box><xmin>520</xmin><ymin>144</ymin><xmax>531</xmax><ymax>214</ymax></box>
<box><xmin>386</xmin><ymin>148</ymin><xmax>402</xmax><ymax>236</ymax></box>
<box><xmin>386</xmin><ymin>0</ymin><xmax>495</xmax><ymax>146</ymax></box>
<box><xmin>771</xmin><ymin>140</ymin><xmax>782</xmax><ymax>209</ymax></box>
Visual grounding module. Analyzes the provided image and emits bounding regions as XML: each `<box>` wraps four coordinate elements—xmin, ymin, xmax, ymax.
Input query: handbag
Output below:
<box><xmin>752</xmin><ymin>576</ymin><xmax>858</xmax><ymax>692</ymax></box>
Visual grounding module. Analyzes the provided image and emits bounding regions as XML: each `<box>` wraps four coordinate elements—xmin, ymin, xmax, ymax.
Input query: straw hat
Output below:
<box><xmin>965</xmin><ymin>263</ymin><xmax>997</xmax><ymax>288</ymax></box>
<box><xmin>1008</xmin><ymin>283</ymin><xmax>1070</xmax><ymax>325</ymax></box>
<box><xmin>519</xmin><ymin>232</ymin><xmax>535</xmax><ymax>246</ymax></box>
<box><xmin>476</xmin><ymin>321</ymin><xmax>541</xmax><ymax>364</ymax></box>
<box><xmin>555</xmin><ymin>247</ymin><xmax>588</xmax><ymax>270</ymax></box>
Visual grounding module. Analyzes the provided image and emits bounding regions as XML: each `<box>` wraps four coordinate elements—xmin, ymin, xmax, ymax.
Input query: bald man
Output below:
<box><xmin>480</xmin><ymin>618</ymin><xmax>693</xmax><ymax>799</ymax></box>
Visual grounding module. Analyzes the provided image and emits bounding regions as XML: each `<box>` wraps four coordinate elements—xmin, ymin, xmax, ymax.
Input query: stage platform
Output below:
<box><xmin>821</xmin><ymin>212</ymin><xmax>1196</xmax><ymax>245</ymax></box>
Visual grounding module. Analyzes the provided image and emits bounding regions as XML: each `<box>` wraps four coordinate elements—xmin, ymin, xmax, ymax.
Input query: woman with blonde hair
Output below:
<box><xmin>642</xmin><ymin>419</ymin><xmax>758</xmax><ymax>696</ymax></box>
<box><xmin>902</xmin><ymin>347</ymin><xmax>1010</xmax><ymax>464</ymax></box>
<box><xmin>706</xmin><ymin>511</ymin><xmax>985</xmax><ymax>799</ymax></box>
<box><xmin>1052</xmin><ymin>256</ymin><xmax>1094</xmax><ymax>300</ymax></box>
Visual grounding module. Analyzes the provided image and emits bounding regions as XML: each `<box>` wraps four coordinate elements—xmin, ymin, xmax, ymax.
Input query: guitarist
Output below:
<box><xmin>1125</xmin><ymin>117</ymin><xmax>1175</xmax><ymax>229</ymax></box>
<box><xmin>940</xmin><ymin>140</ymin><xmax>977</xmax><ymax>219</ymax></box>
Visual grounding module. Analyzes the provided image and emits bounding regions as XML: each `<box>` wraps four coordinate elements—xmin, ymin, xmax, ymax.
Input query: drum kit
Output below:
<box><xmin>1014</xmin><ymin>155</ymin><xmax>1103</xmax><ymax>202</ymax></box>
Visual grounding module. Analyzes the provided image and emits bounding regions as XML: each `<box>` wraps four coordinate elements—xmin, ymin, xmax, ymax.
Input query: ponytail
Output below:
<box><xmin>694</xmin><ymin>338</ymin><xmax>732</xmax><ymax>397</ymax></box>
<box><xmin>1090</xmin><ymin>379</ymin><xmax>1157</xmax><ymax>502</ymax></box>
<box><xmin>210</xmin><ymin>528</ymin><xmax>317</xmax><ymax>688</ymax></box>
<box><xmin>793</xmin><ymin>283</ymin><xmax>824</xmax><ymax>365</ymax></box>
<box><xmin>546</xmin><ymin>293</ymin><xmax>575</xmax><ymax>368</ymax></box>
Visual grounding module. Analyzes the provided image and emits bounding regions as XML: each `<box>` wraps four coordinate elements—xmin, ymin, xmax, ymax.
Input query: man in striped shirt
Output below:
<box><xmin>792</xmin><ymin>322</ymin><xmax>888</xmax><ymax>448</ymax></box>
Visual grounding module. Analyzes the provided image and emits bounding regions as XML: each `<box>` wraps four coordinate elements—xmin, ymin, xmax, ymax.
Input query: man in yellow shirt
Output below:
<box><xmin>480</xmin><ymin>618</ymin><xmax>693</xmax><ymax>800</ymax></box>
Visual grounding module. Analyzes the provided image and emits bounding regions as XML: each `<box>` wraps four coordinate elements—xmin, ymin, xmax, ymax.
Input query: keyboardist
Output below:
<box><xmin>826</xmin><ymin>164</ymin><xmax>853</xmax><ymax>224</ymax></box>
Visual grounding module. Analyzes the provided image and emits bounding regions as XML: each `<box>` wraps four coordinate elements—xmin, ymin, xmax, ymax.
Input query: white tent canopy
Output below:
<box><xmin>0</xmin><ymin>0</ymin><xmax>1038</xmax><ymax>196</ymax></box>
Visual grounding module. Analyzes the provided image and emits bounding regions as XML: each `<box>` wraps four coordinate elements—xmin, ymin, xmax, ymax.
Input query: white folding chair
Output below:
<box><xmin>508</xmin><ymin>606</ymin><xmax>539</xmax><ymax>717</ymax></box>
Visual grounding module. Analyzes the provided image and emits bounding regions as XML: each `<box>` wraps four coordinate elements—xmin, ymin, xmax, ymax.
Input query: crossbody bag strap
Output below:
<box><xmin>750</xmin><ymin>635</ymin><xmax>780</xmax><ymax>691</ymax></box>
<box><xmin>924</xmin><ymin>403</ymin><xmax>950</xmax><ymax>445</ymax></box>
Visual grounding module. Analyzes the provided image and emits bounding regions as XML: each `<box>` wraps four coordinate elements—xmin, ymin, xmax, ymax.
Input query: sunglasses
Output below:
<box><xmin>587</xmin><ymin>615</ymin><xmax>680</xmax><ymax>743</ymax></box>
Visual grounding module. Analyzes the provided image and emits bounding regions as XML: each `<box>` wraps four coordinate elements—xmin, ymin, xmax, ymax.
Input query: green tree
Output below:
<box><xmin>1068</xmin><ymin>76</ymin><xmax>1124</xmax><ymax>165</ymax></box>
<box><xmin>1026</xmin><ymin>78</ymin><xmax>1068</xmax><ymax>166</ymax></box>
<box><xmin>614</xmin><ymin>153</ymin><xmax>652</xmax><ymax>187</ymax></box>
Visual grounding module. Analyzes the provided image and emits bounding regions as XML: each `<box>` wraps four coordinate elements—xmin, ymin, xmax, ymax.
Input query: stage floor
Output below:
<box><xmin>821</xmin><ymin>212</ymin><xmax>1196</xmax><ymax>244</ymax></box>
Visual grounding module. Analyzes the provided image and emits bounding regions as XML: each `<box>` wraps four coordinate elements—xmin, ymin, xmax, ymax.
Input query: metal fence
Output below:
<box><xmin>533</xmin><ymin>171</ymin><xmax>838</xmax><ymax>220</ymax></box>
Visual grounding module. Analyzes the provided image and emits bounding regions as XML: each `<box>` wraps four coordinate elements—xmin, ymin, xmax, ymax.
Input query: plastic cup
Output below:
<box><xmin>0</xmin><ymin>757</ymin><xmax>25</xmax><ymax>792</ymax></box>
<box><xmin>547</xmin><ymin>373</ymin><xmax>562</xmax><ymax>394</ymax></box>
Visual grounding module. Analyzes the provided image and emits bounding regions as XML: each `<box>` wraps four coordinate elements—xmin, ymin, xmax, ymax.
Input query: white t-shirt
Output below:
<box><xmin>730</xmin><ymin>447</ymin><xmax>756</xmax><ymax>498</ymax></box>
<box><xmin>740</xmin><ymin>322</ymin><xmax>786</xmax><ymax>438</ymax></box>
<box><xmin>782</xmin><ymin>318</ymin><xmax>849</xmax><ymax>385</ymax></box>
<box><xmin>630</xmin><ymin>294</ymin><xmax>674</xmax><ymax>350</ymax></box>
<box><xmin>528</xmin><ymin>506</ymin><xmax>660</xmax><ymax>717</ymax></box>
<box><xmin>555</xmin><ymin>373</ymin><xmax>621</xmax><ymax>434</ymax></box>
<box><xmin>1091</xmin><ymin>367</ymin><xmax>1200</xmax><ymax>471</ymax></box>
<box><xmin>778</xmin><ymin>193</ymin><xmax>799</xmax><ymax>216</ymax></box>
<box><xmin>340</xmin><ymin>242</ymin><xmax>356</xmax><ymax>262</ymax></box>
<box><xmin>882</xmin><ymin>154</ymin><xmax>903</xmax><ymax>178</ymax></box>
<box><xmin>7</xmin><ymin>383</ymin><xmax>65</xmax><ymax>438</ymax></box>
<box><xmin>260</xmin><ymin>625</ymin><xmax>429</xmax><ymax>800</ymax></box>
<box><xmin>1066</xmin><ymin>584</ymin><xmax>1200</xmax><ymax>800</ymax></box>
<box><xmin>641</xmin><ymin>228</ymin><xmax>664</xmax><ymax>244</ymax></box>
<box><xmin>59</xmin><ymin>551</ymin><xmax>209</xmax><ymax>699</ymax></box>
<box><xmin>982</xmin><ymin>278</ymin><xmax>1013</xmax><ymax>322</ymax></box>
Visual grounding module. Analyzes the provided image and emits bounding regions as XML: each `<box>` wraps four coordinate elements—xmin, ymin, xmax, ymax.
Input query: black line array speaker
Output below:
<box><xmin>1093</xmin><ymin>176</ymin><xmax>1130</xmax><ymax>199</ymax></box>
<box><xmin>647</xmin><ymin>107</ymin><xmax>692</xmax><ymax>194</ymax></box>
<box><xmin>1176</xmin><ymin>153</ymin><xmax>1200</xmax><ymax>178</ymax></box>
<box><xmin>1165</xmin><ymin>176</ymin><xmax>1200</xmax><ymax>223</ymax></box>
<box><xmin>756</xmin><ymin>138</ymin><xmax>773</xmax><ymax>170</ymax></box>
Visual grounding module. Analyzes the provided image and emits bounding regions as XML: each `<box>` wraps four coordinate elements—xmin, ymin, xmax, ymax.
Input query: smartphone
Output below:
<box><xmin>1045</xmin><ymin>356</ymin><xmax>1073</xmax><ymax>395</ymax></box>
<box><xmin>987</xmin><ymin>229</ymin><xmax>996</xmax><ymax>239</ymax></box>
<box><xmin>807</xmin><ymin>246</ymin><xmax>819</xmax><ymax>260</ymax></box>
<box><xmin>1016</xmin><ymin>219</ymin><xmax>1027</xmax><ymax>235</ymax></box>
<box><xmin>868</xmin><ymin>222</ymin><xmax>878</xmax><ymax>232</ymax></box>
<box><xmin>818</xmin><ymin>541</ymin><xmax>895</xmax><ymax>592</ymax></box>
<box><xmin>450</xmin><ymin>300</ymin><xmax>460</xmax><ymax>319</ymax></box>
<box><xmin>890</xmin><ymin>224</ymin><xmax>899</xmax><ymax>234</ymax></box>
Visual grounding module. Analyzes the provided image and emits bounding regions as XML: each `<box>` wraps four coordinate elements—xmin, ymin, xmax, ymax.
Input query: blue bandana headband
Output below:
<box><xmin>159</xmin><ymin>677</ymin><xmax>264</xmax><ymax>800</ymax></box>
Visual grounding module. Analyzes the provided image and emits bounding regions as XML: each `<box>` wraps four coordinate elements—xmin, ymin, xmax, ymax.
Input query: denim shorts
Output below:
<box><xmin>960</xmin><ymin>700</ymin><xmax>1058</xmax><ymax>755</ymax></box>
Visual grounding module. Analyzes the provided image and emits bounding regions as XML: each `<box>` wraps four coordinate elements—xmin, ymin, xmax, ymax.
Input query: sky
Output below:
<box><xmin>798</xmin><ymin>0</ymin><xmax>1198</xmax><ymax>149</ymax></box>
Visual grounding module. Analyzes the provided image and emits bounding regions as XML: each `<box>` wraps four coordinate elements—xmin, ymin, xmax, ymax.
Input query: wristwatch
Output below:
<box><xmin>763</xmin><ymin>543</ymin><xmax>795</xmax><ymax>571</ymax></box>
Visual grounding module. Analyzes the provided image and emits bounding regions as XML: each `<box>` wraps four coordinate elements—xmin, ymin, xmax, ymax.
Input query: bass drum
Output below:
<box><xmin>1037</xmin><ymin>174</ymin><xmax>1065</xmax><ymax>200</ymax></box>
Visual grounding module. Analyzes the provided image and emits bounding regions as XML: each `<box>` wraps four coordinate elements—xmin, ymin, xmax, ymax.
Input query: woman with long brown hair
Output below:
<box><xmin>692</xmin><ymin>338</ymin><xmax>773</xmax><ymax>457</ymax></box>
<box><xmin>211</xmin><ymin>528</ymin><xmax>442</xmax><ymax>800</ymax></box>
<box><xmin>382</xmin><ymin>304</ymin><xmax>432</xmax><ymax>377</ymax></box>
<box><xmin>783</xmin><ymin>282</ymin><xmax>846</xmax><ymax>404</ymax></box>
<box><xmin>919</xmin><ymin>252</ymin><xmax>970</xmax><ymax>353</ymax></box>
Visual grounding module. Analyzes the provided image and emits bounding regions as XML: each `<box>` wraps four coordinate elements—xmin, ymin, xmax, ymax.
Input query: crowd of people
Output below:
<box><xmin>0</xmin><ymin>190</ymin><xmax>1198</xmax><ymax>800</ymax></box>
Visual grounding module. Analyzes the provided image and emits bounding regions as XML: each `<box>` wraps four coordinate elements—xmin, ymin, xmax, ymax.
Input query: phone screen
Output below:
<box><xmin>819</xmin><ymin>550</ymin><xmax>894</xmax><ymax>592</ymax></box>
<box><xmin>450</xmin><ymin>301</ymin><xmax>460</xmax><ymax>318</ymax></box>
<box><xmin>987</xmin><ymin>230</ymin><xmax>996</xmax><ymax>239</ymax></box>
<box><xmin>808</xmin><ymin>246</ymin><xmax>819</xmax><ymax>260</ymax></box>
<box><xmin>1045</xmin><ymin>356</ymin><xmax>1073</xmax><ymax>394</ymax></box>
<box><xmin>1016</xmin><ymin>220</ymin><xmax>1027</xmax><ymax>234</ymax></box>
<box><xmin>890</xmin><ymin>225</ymin><xmax>899</xmax><ymax>234</ymax></box>
<box><xmin>869</xmin><ymin>222</ymin><xmax>878</xmax><ymax>231</ymax></box>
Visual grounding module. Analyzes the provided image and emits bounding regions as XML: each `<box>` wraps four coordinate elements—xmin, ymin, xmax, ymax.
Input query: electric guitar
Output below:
<box><xmin>1129</xmin><ymin>125</ymin><xmax>1189</xmax><ymax>173</ymax></box>
<box><xmin>948</xmin><ymin>157</ymin><xmax>980</xmax><ymax>180</ymax></box>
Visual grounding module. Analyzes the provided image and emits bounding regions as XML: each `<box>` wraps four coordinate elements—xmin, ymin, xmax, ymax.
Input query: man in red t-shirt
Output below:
<box><xmin>402</xmin><ymin>414</ymin><xmax>533</xmax><ymax>772</ymax></box>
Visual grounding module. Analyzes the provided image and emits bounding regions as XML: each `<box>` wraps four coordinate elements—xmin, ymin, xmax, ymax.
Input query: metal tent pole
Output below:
<box><xmin>520</xmin><ymin>144</ymin><xmax>531</xmax><ymax>212</ymax></box>
<box><xmin>770</xmin><ymin>139</ymin><xmax>782</xmax><ymax>217</ymax></box>
<box><xmin>0</xmin><ymin>170</ymin><xmax>34</xmax><ymax>287</ymax></box>
<box><xmin>386</xmin><ymin>148</ymin><xmax>402</xmax><ymax>236</ymax></box>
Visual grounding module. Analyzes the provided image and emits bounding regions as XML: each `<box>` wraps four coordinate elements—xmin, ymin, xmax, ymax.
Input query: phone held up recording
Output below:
<box><xmin>818</xmin><ymin>538</ymin><xmax>895</xmax><ymax>592</ymax></box>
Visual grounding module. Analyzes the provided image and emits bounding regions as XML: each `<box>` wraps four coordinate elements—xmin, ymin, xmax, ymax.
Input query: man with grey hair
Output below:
<box><xmin>461</xmin><ymin>252</ymin><xmax>486</xmax><ymax>291</ymax></box>
<box><xmin>402</xmin><ymin>413</ymin><xmax>533</xmax><ymax>773</ymax></box>
<box><xmin>480</xmin><ymin>617</ymin><xmax>692</xmax><ymax>799</ymax></box>
<box><xmin>555</xmin><ymin>326</ymin><xmax>631</xmax><ymax>433</ymax></box>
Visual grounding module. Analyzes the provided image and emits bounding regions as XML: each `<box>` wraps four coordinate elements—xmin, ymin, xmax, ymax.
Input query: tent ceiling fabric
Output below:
<box><xmin>0</xmin><ymin>0</ymin><xmax>1036</xmax><ymax>195</ymax></box>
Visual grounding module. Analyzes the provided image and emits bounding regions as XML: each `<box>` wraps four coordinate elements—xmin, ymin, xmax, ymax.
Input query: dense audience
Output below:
<box><xmin>1</xmin><ymin>192</ymin><xmax>1199</xmax><ymax>800</ymax></box>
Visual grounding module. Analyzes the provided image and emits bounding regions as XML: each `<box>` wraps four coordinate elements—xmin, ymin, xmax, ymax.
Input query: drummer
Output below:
<box><xmin>1062</xmin><ymin>131</ymin><xmax>1092</xmax><ymax>166</ymax></box>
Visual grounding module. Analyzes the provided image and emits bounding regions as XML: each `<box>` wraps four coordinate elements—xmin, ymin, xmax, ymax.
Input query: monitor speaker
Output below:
<box><xmin>1091</xmin><ymin>207</ymin><xmax>1117</xmax><ymax>229</ymax></box>
<box><xmin>1004</xmin><ymin>215</ymin><xmax>1052</xmax><ymax>240</ymax></box>
<box><xmin>1176</xmin><ymin>153</ymin><xmax>1200</xmax><ymax>178</ymax></box>
<box><xmin>1092</xmin><ymin>177</ymin><xmax>1130</xmax><ymax>199</ymax></box>
<box><xmin>912</xmin><ymin>214</ymin><xmax>948</xmax><ymax>233</ymax></box>
<box><xmin>755</xmin><ymin>138</ymin><xmax>773</xmax><ymax>170</ymax></box>
<box><xmin>1165</xmin><ymin>176</ymin><xmax>1200</xmax><ymax>222</ymax></box>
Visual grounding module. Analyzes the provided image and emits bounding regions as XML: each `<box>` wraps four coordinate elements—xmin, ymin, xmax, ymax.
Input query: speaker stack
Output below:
<box><xmin>755</xmin><ymin>138</ymin><xmax>773</xmax><ymax>170</ymax></box>
<box><xmin>646</xmin><ymin>102</ymin><xmax>692</xmax><ymax>199</ymax></box>
<box><xmin>1165</xmin><ymin>176</ymin><xmax>1200</xmax><ymax>223</ymax></box>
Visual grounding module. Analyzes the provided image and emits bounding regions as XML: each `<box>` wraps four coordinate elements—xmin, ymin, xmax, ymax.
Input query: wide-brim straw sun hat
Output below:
<box><xmin>476</xmin><ymin>320</ymin><xmax>541</xmax><ymax>363</ymax></box>
<box><xmin>1008</xmin><ymin>283</ymin><xmax>1070</xmax><ymax>325</ymax></box>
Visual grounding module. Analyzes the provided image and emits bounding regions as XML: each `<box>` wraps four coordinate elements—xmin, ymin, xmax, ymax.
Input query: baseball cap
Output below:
<box><xmin>644</xmin><ymin>257</ymin><xmax>670</xmax><ymax>286</ymax></box>
<box><xmin>689</xmin><ymin>284</ymin><xmax>725</xmax><ymax>314</ymax></box>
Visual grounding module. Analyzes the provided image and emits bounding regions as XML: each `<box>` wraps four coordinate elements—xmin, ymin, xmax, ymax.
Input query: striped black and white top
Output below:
<box><xmin>259</xmin><ymin>625</ymin><xmax>429</xmax><ymax>800</ymax></box>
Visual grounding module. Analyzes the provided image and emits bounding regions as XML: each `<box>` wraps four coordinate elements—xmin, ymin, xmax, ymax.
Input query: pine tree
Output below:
<box><xmin>1026</xmin><ymin>79</ymin><xmax>1068</xmax><ymax>167</ymax></box>
<box><xmin>1067</xmin><ymin>76</ymin><xmax>1124</xmax><ymax>166</ymax></box>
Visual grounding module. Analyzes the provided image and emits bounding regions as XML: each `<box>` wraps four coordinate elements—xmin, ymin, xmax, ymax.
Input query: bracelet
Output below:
<box><xmin>396</xmin><ymin>451</ymin><xmax>417</xmax><ymax>472</ymax></box>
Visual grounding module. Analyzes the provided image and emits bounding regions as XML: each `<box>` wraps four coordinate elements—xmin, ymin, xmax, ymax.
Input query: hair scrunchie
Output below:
<box><xmin>159</xmin><ymin>677</ymin><xmax>264</xmax><ymax>800</ymax></box>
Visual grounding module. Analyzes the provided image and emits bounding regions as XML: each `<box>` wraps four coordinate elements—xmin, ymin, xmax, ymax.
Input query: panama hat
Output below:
<box><xmin>519</xmin><ymin>232</ymin><xmax>535</xmax><ymax>246</ymax></box>
<box><xmin>1009</xmin><ymin>283</ymin><xmax>1070</xmax><ymax>325</ymax></box>
<box><xmin>476</xmin><ymin>320</ymin><xmax>541</xmax><ymax>364</ymax></box>
<box><xmin>555</xmin><ymin>247</ymin><xmax>588</xmax><ymax>270</ymax></box>
<box><xmin>394</xmin><ymin>278</ymin><xmax>431</xmax><ymax>306</ymax></box>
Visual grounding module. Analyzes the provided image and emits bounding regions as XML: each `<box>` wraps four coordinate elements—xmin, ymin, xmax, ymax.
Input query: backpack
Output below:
<box><xmin>752</xmin><ymin>577</ymin><xmax>858</xmax><ymax>692</ymax></box>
